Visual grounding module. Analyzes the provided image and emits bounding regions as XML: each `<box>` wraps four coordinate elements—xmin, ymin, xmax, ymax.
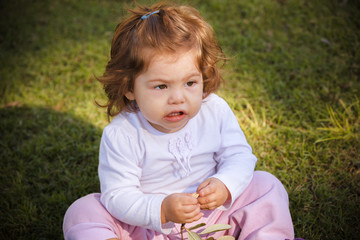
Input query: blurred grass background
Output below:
<box><xmin>0</xmin><ymin>0</ymin><xmax>359</xmax><ymax>239</ymax></box>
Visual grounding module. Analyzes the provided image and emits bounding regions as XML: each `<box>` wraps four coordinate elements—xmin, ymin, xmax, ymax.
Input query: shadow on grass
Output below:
<box><xmin>0</xmin><ymin>106</ymin><xmax>101</xmax><ymax>239</ymax></box>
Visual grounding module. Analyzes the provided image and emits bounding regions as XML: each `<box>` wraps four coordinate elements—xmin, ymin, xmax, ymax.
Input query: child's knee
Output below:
<box><xmin>63</xmin><ymin>193</ymin><xmax>105</xmax><ymax>233</ymax></box>
<box><xmin>254</xmin><ymin>170</ymin><xmax>278</xmax><ymax>183</ymax></box>
<box><xmin>253</xmin><ymin>171</ymin><xmax>289</xmax><ymax>198</ymax></box>
<box><xmin>63</xmin><ymin>193</ymin><xmax>121</xmax><ymax>240</ymax></box>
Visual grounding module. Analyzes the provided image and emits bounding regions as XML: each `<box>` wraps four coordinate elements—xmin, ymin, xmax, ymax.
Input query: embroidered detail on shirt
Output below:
<box><xmin>168</xmin><ymin>131</ymin><xmax>194</xmax><ymax>176</ymax></box>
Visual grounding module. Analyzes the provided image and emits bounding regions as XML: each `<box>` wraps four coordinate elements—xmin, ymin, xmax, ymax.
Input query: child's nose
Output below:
<box><xmin>168</xmin><ymin>88</ymin><xmax>185</xmax><ymax>104</ymax></box>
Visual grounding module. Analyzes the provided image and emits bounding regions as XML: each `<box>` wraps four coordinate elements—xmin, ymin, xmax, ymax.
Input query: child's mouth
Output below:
<box><xmin>164</xmin><ymin>111</ymin><xmax>186</xmax><ymax>122</ymax></box>
<box><xmin>167</xmin><ymin>111</ymin><xmax>184</xmax><ymax>117</ymax></box>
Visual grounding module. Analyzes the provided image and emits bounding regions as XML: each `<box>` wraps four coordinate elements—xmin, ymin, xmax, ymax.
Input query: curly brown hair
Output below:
<box><xmin>98</xmin><ymin>2</ymin><xmax>225</xmax><ymax>118</ymax></box>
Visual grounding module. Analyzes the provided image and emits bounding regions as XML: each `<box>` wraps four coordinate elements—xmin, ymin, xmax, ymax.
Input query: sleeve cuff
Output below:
<box><xmin>161</xmin><ymin>222</ymin><xmax>175</xmax><ymax>234</ymax></box>
<box><xmin>152</xmin><ymin>194</ymin><xmax>176</xmax><ymax>234</ymax></box>
<box><xmin>211</xmin><ymin>172</ymin><xmax>253</xmax><ymax>210</ymax></box>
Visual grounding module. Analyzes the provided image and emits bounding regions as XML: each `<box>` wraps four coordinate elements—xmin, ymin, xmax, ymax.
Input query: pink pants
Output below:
<box><xmin>63</xmin><ymin>171</ymin><xmax>294</xmax><ymax>240</ymax></box>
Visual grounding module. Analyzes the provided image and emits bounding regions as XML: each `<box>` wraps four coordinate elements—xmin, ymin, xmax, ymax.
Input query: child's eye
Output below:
<box><xmin>186</xmin><ymin>81</ymin><xmax>196</xmax><ymax>87</ymax></box>
<box><xmin>155</xmin><ymin>84</ymin><xmax>167</xmax><ymax>90</ymax></box>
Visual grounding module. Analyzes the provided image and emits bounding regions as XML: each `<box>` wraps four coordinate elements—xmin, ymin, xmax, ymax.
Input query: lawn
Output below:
<box><xmin>0</xmin><ymin>0</ymin><xmax>359</xmax><ymax>239</ymax></box>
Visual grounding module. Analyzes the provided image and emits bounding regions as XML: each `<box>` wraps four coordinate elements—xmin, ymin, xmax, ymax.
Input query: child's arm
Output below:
<box><xmin>198</xmin><ymin>95</ymin><xmax>257</xmax><ymax>210</ymax></box>
<box><xmin>196</xmin><ymin>177</ymin><xmax>231</xmax><ymax>210</ymax></box>
<box><xmin>99</xmin><ymin>125</ymin><xmax>172</xmax><ymax>234</ymax></box>
<box><xmin>161</xmin><ymin>193</ymin><xmax>203</xmax><ymax>224</ymax></box>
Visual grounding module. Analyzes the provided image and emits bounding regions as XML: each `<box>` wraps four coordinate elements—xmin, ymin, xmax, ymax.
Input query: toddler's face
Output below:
<box><xmin>126</xmin><ymin>49</ymin><xmax>203</xmax><ymax>133</ymax></box>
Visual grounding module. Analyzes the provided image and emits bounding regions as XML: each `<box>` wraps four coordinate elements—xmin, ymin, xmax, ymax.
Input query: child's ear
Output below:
<box><xmin>125</xmin><ymin>91</ymin><xmax>135</xmax><ymax>101</ymax></box>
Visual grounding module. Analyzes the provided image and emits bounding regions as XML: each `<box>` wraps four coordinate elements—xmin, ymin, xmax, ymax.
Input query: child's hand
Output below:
<box><xmin>161</xmin><ymin>193</ymin><xmax>203</xmax><ymax>224</ymax></box>
<box><xmin>196</xmin><ymin>178</ymin><xmax>230</xmax><ymax>210</ymax></box>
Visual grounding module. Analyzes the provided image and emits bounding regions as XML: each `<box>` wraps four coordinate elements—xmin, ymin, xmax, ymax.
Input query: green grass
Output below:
<box><xmin>1</xmin><ymin>0</ymin><xmax>359</xmax><ymax>239</ymax></box>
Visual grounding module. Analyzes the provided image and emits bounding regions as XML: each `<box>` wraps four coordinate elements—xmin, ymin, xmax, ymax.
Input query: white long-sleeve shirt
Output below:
<box><xmin>98</xmin><ymin>93</ymin><xmax>257</xmax><ymax>234</ymax></box>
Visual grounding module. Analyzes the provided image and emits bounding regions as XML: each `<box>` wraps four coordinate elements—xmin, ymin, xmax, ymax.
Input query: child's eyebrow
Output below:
<box><xmin>184</xmin><ymin>72</ymin><xmax>202</xmax><ymax>80</ymax></box>
<box><xmin>147</xmin><ymin>72</ymin><xmax>202</xmax><ymax>83</ymax></box>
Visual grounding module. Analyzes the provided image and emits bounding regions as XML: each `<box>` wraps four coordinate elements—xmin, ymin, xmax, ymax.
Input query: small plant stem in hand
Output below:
<box><xmin>181</xmin><ymin>223</ymin><xmax>186</xmax><ymax>240</ymax></box>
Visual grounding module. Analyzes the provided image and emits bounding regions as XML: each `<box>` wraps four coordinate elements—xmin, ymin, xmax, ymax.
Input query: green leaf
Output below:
<box><xmin>187</xmin><ymin>231</ymin><xmax>203</xmax><ymax>240</ymax></box>
<box><xmin>199</xmin><ymin>224</ymin><xmax>232</xmax><ymax>235</ymax></box>
<box><xmin>205</xmin><ymin>237</ymin><xmax>215</xmax><ymax>240</ymax></box>
<box><xmin>189</xmin><ymin>223</ymin><xmax>206</xmax><ymax>231</ymax></box>
<box><xmin>217</xmin><ymin>236</ymin><xmax>235</xmax><ymax>240</ymax></box>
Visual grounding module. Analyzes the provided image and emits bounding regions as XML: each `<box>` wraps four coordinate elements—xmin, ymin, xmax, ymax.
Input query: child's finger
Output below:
<box><xmin>182</xmin><ymin>203</ymin><xmax>200</xmax><ymax>213</ymax></box>
<box><xmin>189</xmin><ymin>212</ymin><xmax>204</xmax><ymax>223</ymax></box>
<box><xmin>196</xmin><ymin>178</ymin><xmax>211</xmax><ymax>193</ymax></box>
<box><xmin>198</xmin><ymin>192</ymin><xmax>219</xmax><ymax>210</ymax></box>
<box><xmin>183</xmin><ymin>209</ymin><xmax>204</xmax><ymax>223</ymax></box>
<box><xmin>198</xmin><ymin>182</ymin><xmax>216</xmax><ymax>197</ymax></box>
<box><xmin>198</xmin><ymin>193</ymin><xmax>215</xmax><ymax>205</ymax></box>
<box><xmin>179</xmin><ymin>193</ymin><xmax>199</xmax><ymax>205</ymax></box>
<box><xmin>199</xmin><ymin>200</ymin><xmax>218</xmax><ymax>210</ymax></box>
